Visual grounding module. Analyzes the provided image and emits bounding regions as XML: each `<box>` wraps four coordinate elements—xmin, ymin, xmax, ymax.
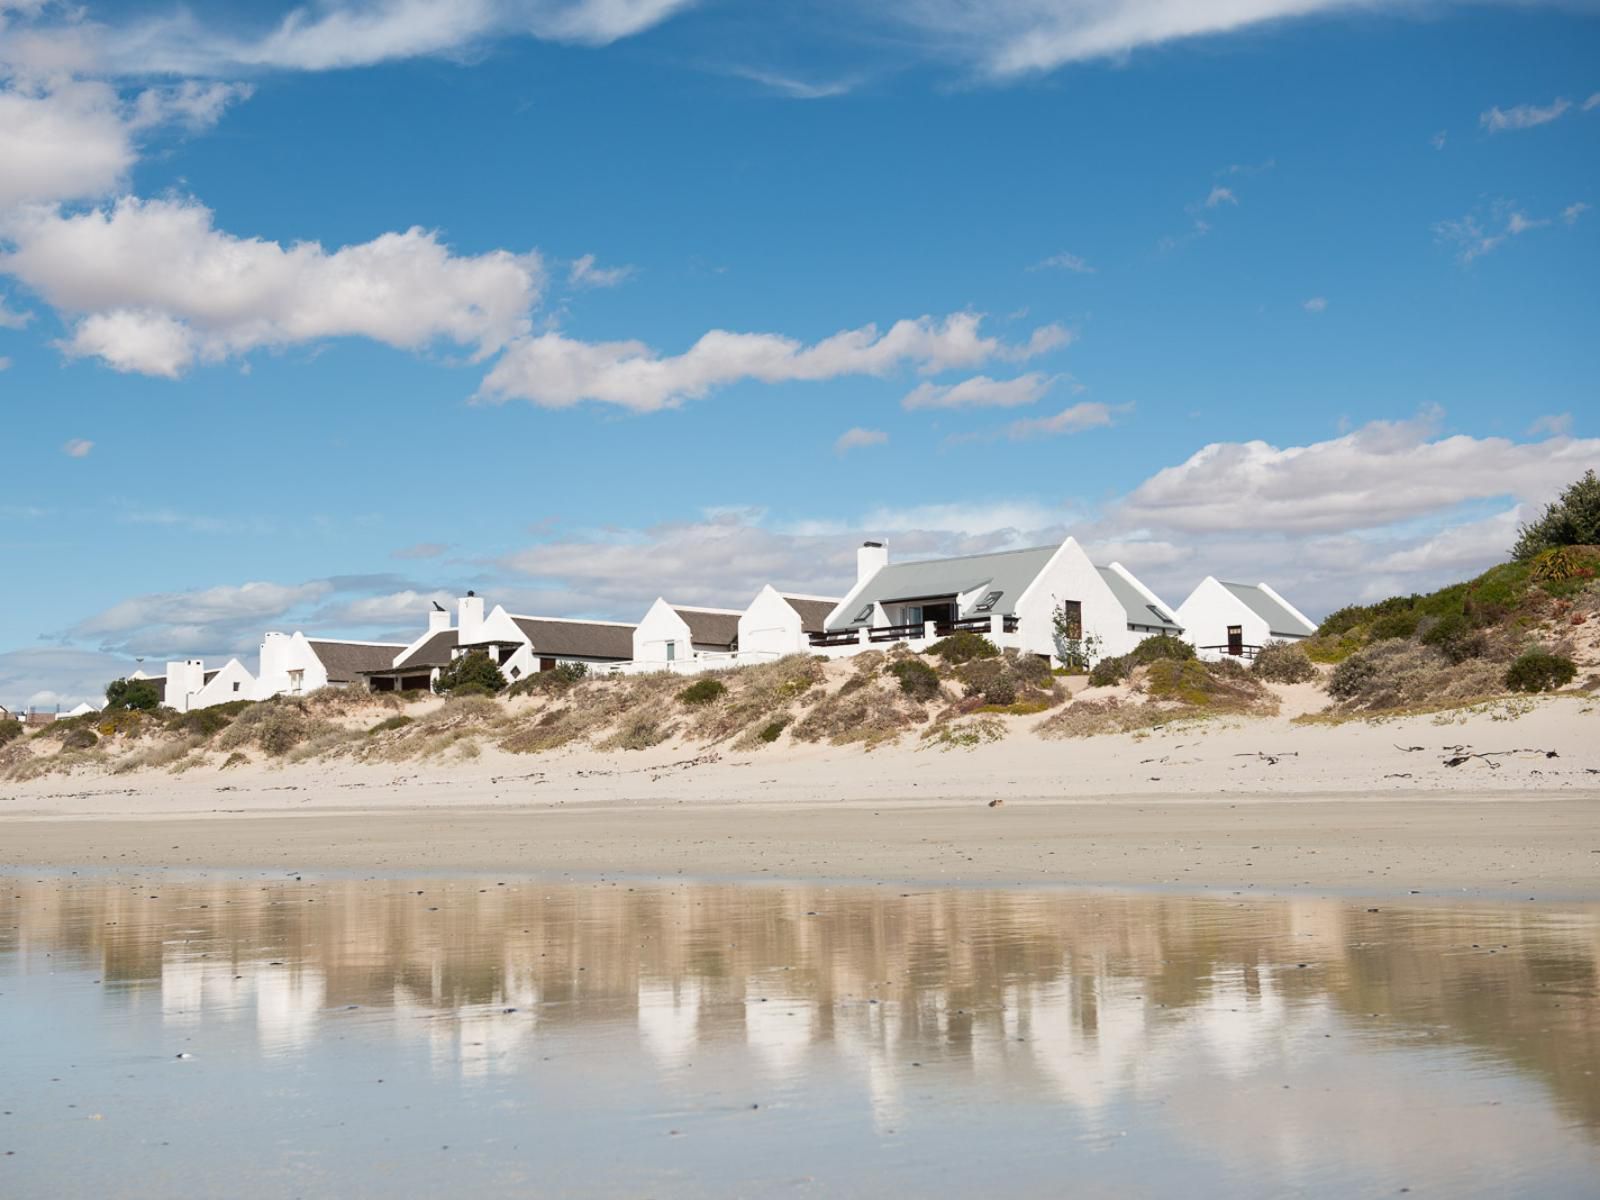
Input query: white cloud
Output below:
<box><xmin>889</xmin><ymin>0</ymin><xmax>1390</xmax><ymax>80</ymax></box>
<box><xmin>0</xmin><ymin>78</ymin><xmax>136</xmax><ymax>206</ymax></box>
<box><xmin>478</xmin><ymin>313</ymin><xmax>1069</xmax><ymax>412</ymax></box>
<box><xmin>1563</xmin><ymin>201</ymin><xmax>1590</xmax><ymax>225</ymax></box>
<box><xmin>1302</xmin><ymin>296</ymin><xmax>1327</xmax><ymax>314</ymax></box>
<box><xmin>128</xmin><ymin>80</ymin><xmax>253</xmax><ymax>131</ymax></box>
<box><xmin>1526</xmin><ymin>413</ymin><xmax>1572</xmax><ymax>437</ymax></box>
<box><xmin>1203</xmin><ymin>184</ymin><xmax>1237</xmax><ymax>208</ymax></box>
<box><xmin>392</xmin><ymin>541</ymin><xmax>450</xmax><ymax>560</ymax></box>
<box><xmin>567</xmin><ymin>252</ymin><xmax>634</xmax><ymax>289</ymax></box>
<box><xmin>834</xmin><ymin>427</ymin><xmax>888</xmax><ymax>453</ymax></box>
<box><xmin>1586</xmin><ymin>92</ymin><xmax>1600</xmax><ymax>112</ymax></box>
<box><xmin>61</xmin><ymin>437</ymin><xmax>92</xmax><ymax>457</ymax></box>
<box><xmin>1003</xmin><ymin>401</ymin><xmax>1118</xmax><ymax>440</ymax></box>
<box><xmin>730</xmin><ymin>67</ymin><xmax>857</xmax><ymax>99</ymax></box>
<box><xmin>1430</xmin><ymin>129</ymin><xmax>1447</xmax><ymax>150</ymax></box>
<box><xmin>1480</xmin><ymin>97</ymin><xmax>1571</xmax><ymax>133</ymax></box>
<box><xmin>1029</xmin><ymin>251</ymin><xmax>1094</xmax><ymax>273</ymax></box>
<box><xmin>2</xmin><ymin>196</ymin><xmax>543</xmax><ymax>376</ymax></box>
<box><xmin>1434</xmin><ymin>200</ymin><xmax>1571</xmax><ymax>263</ymax></box>
<box><xmin>0</xmin><ymin>356</ymin><xmax>11</xmax><ymax>370</ymax></box>
<box><xmin>903</xmin><ymin>372</ymin><xmax>1054</xmax><ymax>410</ymax></box>
<box><xmin>0</xmin><ymin>646</ymin><xmax>138</xmax><ymax>713</ymax></box>
<box><xmin>99</xmin><ymin>0</ymin><xmax>696</xmax><ymax>74</ymax></box>
<box><xmin>0</xmin><ymin>295</ymin><xmax>32</xmax><ymax>328</ymax></box>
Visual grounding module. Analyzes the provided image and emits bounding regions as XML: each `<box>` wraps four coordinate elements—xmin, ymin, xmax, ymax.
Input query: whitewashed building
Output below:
<box><xmin>1175</xmin><ymin>578</ymin><xmax>1318</xmax><ymax>661</ymax></box>
<box><xmin>736</xmin><ymin>586</ymin><xmax>841</xmax><ymax>661</ymax></box>
<box><xmin>255</xmin><ymin>631</ymin><xmax>407</xmax><ymax>698</ymax></box>
<box><xmin>629</xmin><ymin>599</ymin><xmax>744</xmax><ymax>670</ymax></box>
<box><xmin>815</xmin><ymin>538</ymin><xmax>1182</xmax><ymax>665</ymax></box>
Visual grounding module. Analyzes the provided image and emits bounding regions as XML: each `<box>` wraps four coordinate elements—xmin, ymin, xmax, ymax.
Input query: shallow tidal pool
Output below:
<box><xmin>2</xmin><ymin>871</ymin><xmax>1597</xmax><ymax>1197</ymax></box>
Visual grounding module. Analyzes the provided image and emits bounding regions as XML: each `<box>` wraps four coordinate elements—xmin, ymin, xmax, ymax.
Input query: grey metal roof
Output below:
<box><xmin>827</xmin><ymin>545</ymin><xmax>1057</xmax><ymax>630</ymax></box>
<box><xmin>1096</xmin><ymin>568</ymin><xmax>1182</xmax><ymax>634</ymax></box>
<box><xmin>511</xmin><ymin>617</ymin><xmax>635</xmax><ymax>661</ymax></box>
<box><xmin>782</xmin><ymin>597</ymin><xmax>840</xmax><ymax>633</ymax></box>
<box><xmin>675</xmin><ymin>608</ymin><xmax>740</xmax><ymax>649</ymax></box>
<box><xmin>307</xmin><ymin>639</ymin><xmax>406</xmax><ymax>683</ymax></box>
<box><xmin>1219</xmin><ymin>582</ymin><xmax>1316</xmax><ymax>638</ymax></box>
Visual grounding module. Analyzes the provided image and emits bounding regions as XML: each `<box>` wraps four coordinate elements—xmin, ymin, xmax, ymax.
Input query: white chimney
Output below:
<box><xmin>457</xmin><ymin>592</ymin><xmax>484</xmax><ymax>644</ymax></box>
<box><xmin>857</xmin><ymin>540</ymin><xmax>888</xmax><ymax>584</ymax></box>
<box><xmin>428</xmin><ymin>602</ymin><xmax>451</xmax><ymax>634</ymax></box>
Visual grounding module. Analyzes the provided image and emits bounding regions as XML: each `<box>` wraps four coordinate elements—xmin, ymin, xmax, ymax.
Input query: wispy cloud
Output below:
<box><xmin>392</xmin><ymin>542</ymin><xmax>449</xmax><ymax>560</ymax></box>
<box><xmin>1003</xmin><ymin>401</ymin><xmax>1120</xmax><ymax>440</ymax></box>
<box><xmin>1303</xmin><ymin>296</ymin><xmax>1328</xmax><ymax>314</ymax></box>
<box><xmin>834</xmin><ymin>427</ymin><xmax>888</xmax><ymax>454</ymax></box>
<box><xmin>1028</xmin><ymin>251</ymin><xmax>1094</xmax><ymax>274</ymax></box>
<box><xmin>567</xmin><ymin>253</ymin><xmax>634</xmax><ymax>289</ymax></box>
<box><xmin>902</xmin><ymin>373</ymin><xmax>1055</xmax><ymax>410</ymax></box>
<box><xmin>1203</xmin><ymin>185</ymin><xmax>1237</xmax><ymax>208</ymax></box>
<box><xmin>730</xmin><ymin>67</ymin><xmax>857</xmax><ymax>99</ymax></box>
<box><xmin>1563</xmin><ymin>201</ymin><xmax>1591</xmax><ymax>225</ymax></box>
<box><xmin>1434</xmin><ymin>199</ymin><xmax>1573</xmax><ymax>263</ymax></box>
<box><xmin>1431</xmin><ymin>129</ymin><xmax>1447</xmax><ymax>151</ymax></box>
<box><xmin>1527</xmin><ymin>413</ymin><xmax>1572</xmax><ymax>438</ymax></box>
<box><xmin>1480</xmin><ymin>97</ymin><xmax>1571</xmax><ymax>133</ymax></box>
<box><xmin>61</xmin><ymin>438</ymin><xmax>93</xmax><ymax>458</ymax></box>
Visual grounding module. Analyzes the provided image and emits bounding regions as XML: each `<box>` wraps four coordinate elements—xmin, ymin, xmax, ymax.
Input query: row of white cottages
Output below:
<box><xmin>127</xmin><ymin>537</ymin><xmax>1318</xmax><ymax>712</ymax></box>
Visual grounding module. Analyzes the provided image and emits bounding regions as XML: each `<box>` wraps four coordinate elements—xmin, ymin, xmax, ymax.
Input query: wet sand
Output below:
<box><xmin>4</xmin><ymin>794</ymin><xmax>1598</xmax><ymax>897</ymax></box>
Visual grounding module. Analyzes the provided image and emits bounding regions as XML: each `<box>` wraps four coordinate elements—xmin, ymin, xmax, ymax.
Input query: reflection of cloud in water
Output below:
<box><xmin>745</xmin><ymin>970</ymin><xmax>818</xmax><ymax>1077</ymax></box>
<box><xmin>256</xmin><ymin>963</ymin><xmax>326</xmax><ymax>1054</ymax></box>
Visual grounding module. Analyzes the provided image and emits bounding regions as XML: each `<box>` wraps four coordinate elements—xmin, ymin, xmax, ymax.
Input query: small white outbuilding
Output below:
<box><xmin>1175</xmin><ymin>578</ymin><xmax>1318</xmax><ymax>661</ymax></box>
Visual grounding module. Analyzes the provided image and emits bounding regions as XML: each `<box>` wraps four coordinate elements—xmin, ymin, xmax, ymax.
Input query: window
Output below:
<box><xmin>1059</xmin><ymin>600</ymin><xmax>1083</xmax><ymax>641</ymax></box>
<box><xmin>906</xmin><ymin>605</ymin><xmax>923</xmax><ymax>625</ymax></box>
<box><xmin>287</xmin><ymin>669</ymin><xmax>304</xmax><ymax>694</ymax></box>
<box><xmin>509</xmin><ymin>666</ymin><xmax>522</xmax><ymax>680</ymax></box>
<box><xmin>232</xmin><ymin>682</ymin><xmax>240</xmax><ymax>693</ymax></box>
<box><xmin>665</xmin><ymin>641</ymin><xmax>676</xmax><ymax>662</ymax></box>
<box><xmin>1147</xmin><ymin>604</ymin><xmax>1173</xmax><ymax>624</ymax></box>
<box><xmin>853</xmin><ymin>604</ymin><xmax>874</xmax><ymax>623</ymax></box>
<box><xmin>975</xmin><ymin>590</ymin><xmax>1003</xmax><ymax>612</ymax></box>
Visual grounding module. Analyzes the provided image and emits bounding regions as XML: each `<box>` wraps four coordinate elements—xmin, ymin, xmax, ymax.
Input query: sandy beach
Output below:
<box><xmin>4</xmin><ymin>696</ymin><xmax>1597</xmax><ymax>896</ymax></box>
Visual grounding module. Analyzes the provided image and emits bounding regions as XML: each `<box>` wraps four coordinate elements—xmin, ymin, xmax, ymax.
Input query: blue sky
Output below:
<box><xmin>2</xmin><ymin>0</ymin><xmax>1597</xmax><ymax>708</ymax></box>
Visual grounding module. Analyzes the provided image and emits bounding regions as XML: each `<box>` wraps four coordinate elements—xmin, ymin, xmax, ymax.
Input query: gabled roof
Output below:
<box><xmin>1096</xmin><ymin>567</ymin><xmax>1182</xmax><ymax>634</ymax></box>
<box><xmin>827</xmin><ymin>545</ymin><xmax>1057</xmax><ymax>629</ymax></box>
<box><xmin>511</xmin><ymin>616</ymin><xmax>635</xmax><ymax>660</ymax></box>
<box><xmin>783</xmin><ymin>596</ymin><xmax>841</xmax><ymax>633</ymax></box>
<box><xmin>390</xmin><ymin>630</ymin><xmax>458</xmax><ymax>670</ymax></box>
<box><xmin>307</xmin><ymin>639</ymin><xmax>406</xmax><ymax>683</ymax></box>
<box><xmin>1219</xmin><ymin>582</ymin><xmax>1317</xmax><ymax>638</ymax></box>
<box><xmin>674</xmin><ymin>607</ymin><xmax>741</xmax><ymax>649</ymax></box>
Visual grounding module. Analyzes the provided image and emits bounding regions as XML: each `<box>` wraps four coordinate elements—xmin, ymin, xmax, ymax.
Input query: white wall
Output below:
<box><xmin>191</xmin><ymin>658</ymin><xmax>256</xmax><ymax>709</ymax></box>
<box><xmin>737</xmin><ymin>586</ymin><xmax>809</xmax><ymax>659</ymax></box>
<box><xmin>163</xmin><ymin>659</ymin><xmax>207</xmax><ymax>713</ymax></box>
<box><xmin>1016</xmin><ymin>537</ymin><xmax>1137</xmax><ymax>661</ymax></box>
<box><xmin>632</xmin><ymin>599</ymin><xmax>694</xmax><ymax>665</ymax></box>
<box><xmin>1176</xmin><ymin>578</ymin><xmax>1272</xmax><ymax>659</ymax></box>
<box><xmin>254</xmin><ymin>631</ymin><xmax>332</xmax><ymax>699</ymax></box>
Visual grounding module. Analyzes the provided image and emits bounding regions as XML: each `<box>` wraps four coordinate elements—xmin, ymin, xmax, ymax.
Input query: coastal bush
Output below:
<box><xmin>1088</xmin><ymin>655</ymin><xmax>1130</xmax><ymax>687</ymax></box>
<box><xmin>1504</xmin><ymin>649</ymin><xmax>1577</xmax><ymax>694</ymax></box>
<box><xmin>104</xmin><ymin>677</ymin><xmax>161</xmax><ymax>712</ymax></box>
<box><xmin>368</xmin><ymin>714</ymin><xmax>413</xmax><ymax>735</ymax></box>
<box><xmin>447</xmin><ymin>682</ymin><xmax>495</xmax><ymax>698</ymax></box>
<box><xmin>1325</xmin><ymin>639</ymin><xmax>1505</xmax><ymax>711</ymax></box>
<box><xmin>111</xmin><ymin>737</ymin><xmax>199</xmax><ymax>775</ymax></box>
<box><xmin>1513</xmin><ymin>470</ymin><xmax>1600</xmax><ymax>560</ymax></box>
<box><xmin>678</xmin><ymin>678</ymin><xmax>727</xmax><ymax>706</ymax></box>
<box><xmin>684</xmin><ymin>655</ymin><xmax>824</xmax><ymax>745</ymax></box>
<box><xmin>433</xmin><ymin>651</ymin><xmax>506</xmax><ymax>696</ymax></box>
<box><xmin>61</xmin><ymin>726</ymin><xmax>99</xmax><ymax>751</ymax></box>
<box><xmin>887</xmin><ymin>657</ymin><xmax>941</xmax><ymax>700</ymax></box>
<box><xmin>1419</xmin><ymin>613</ymin><xmax>1487</xmax><ymax>664</ymax></box>
<box><xmin>1368</xmin><ymin>610</ymin><xmax>1420</xmax><ymax>642</ymax></box>
<box><xmin>217</xmin><ymin>698</ymin><xmax>336</xmax><ymax>758</ymax></box>
<box><xmin>1127</xmin><ymin>634</ymin><xmax>1195</xmax><ymax>665</ymax></box>
<box><xmin>921</xmin><ymin>716</ymin><xmax>1007</xmax><ymax>749</ymax></box>
<box><xmin>960</xmin><ymin>659</ymin><xmax>1017</xmax><ymax>706</ymax></box>
<box><xmin>927</xmin><ymin>631</ymin><xmax>998</xmax><ymax>665</ymax></box>
<box><xmin>601</xmin><ymin>714</ymin><xmax>674</xmax><ymax>751</ymax></box>
<box><xmin>1252</xmin><ymin>641</ymin><xmax>1316</xmax><ymax>683</ymax></box>
<box><xmin>758</xmin><ymin>717</ymin><xmax>789</xmax><ymax>743</ymax></box>
<box><xmin>171</xmin><ymin>702</ymin><xmax>251</xmax><ymax>739</ymax></box>
<box><xmin>1144</xmin><ymin>660</ymin><xmax>1273</xmax><ymax>712</ymax></box>
<box><xmin>0</xmin><ymin>717</ymin><xmax>21</xmax><ymax>747</ymax></box>
<box><xmin>507</xmin><ymin>662</ymin><xmax>588</xmax><ymax>697</ymax></box>
<box><xmin>792</xmin><ymin>659</ymin><xmax>925</xmax><ymax>748</ymax></box>
<box><xmin>1039</xmin><ymin>697</ymin><xmax>1206</xmax><ymax>739</ymax></box>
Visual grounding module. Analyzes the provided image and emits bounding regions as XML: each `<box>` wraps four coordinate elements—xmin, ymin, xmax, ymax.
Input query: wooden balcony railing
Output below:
<box><xmin>810</xmin><ymin>615</ymin><xmax>1018</xmax><ymax>649</ymax></box>
<box><xmin>1200</xmin><ymin>643</ymin><xmax>1261</xmax><ymax>660</ymax></box>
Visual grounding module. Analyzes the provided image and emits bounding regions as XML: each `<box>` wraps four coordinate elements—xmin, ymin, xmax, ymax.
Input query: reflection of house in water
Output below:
<box><xmin>5</xmin><ymin>876</ymin><xmax>1598</xmax><ymax>1142</ymax></box>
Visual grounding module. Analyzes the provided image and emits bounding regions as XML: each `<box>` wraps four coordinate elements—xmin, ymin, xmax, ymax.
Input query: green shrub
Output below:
<box><xmin>172</xmin><ymin>702</ymin><xmax>251</xmax><ymax>738</ymax></box>
<box><xmin>507</xmin><ymin>662</ymin><xmax>588</xmax><ymax>697</ymax></box>
<box><xmin>1007</xmin><ymin>651</ymin><xmax>1055</xmax><ymax>689</ymax></box>
<box><xmin>1513</xmin><ymin>470</ymin><xmax>1600</xmax><ymax>560</ymax></box>
<box><xmin>433</xmin><ymin>651</ymin><xmax>506</xmax><ymax>696</ymax></box>
<box><xmin>1419</xmin><ymin>613</ymin><xmax>1487</xmax><ymax>664</ymax></box>
<box><xmin>1326</xmin><ymin>651</ymin><xmax>1382</xmax><ymax>702</ymax></box>
<box><xmin>678</xmin><ymin>678</ymin><xmax>727</xmax><ymax>706</ymax></box>
<box><xmin>104</xmin><ymin>677</ymin><xmax>161</xmax><ymax>711</ymax></box>
<box><xmin>1369</xmin><ymin>610</ymin><xmax>1420</xmax><ymax>641</ymax></box>
<box><xmin>217</xmin><ymin>699</ymin><xmax>334</xmax><ymax>758</ymax></box>
<box><xmin>887</xmin><ymin>657</ymin><xmax>941</xmax><ymax>700</ymax></box>
<box><xmin>368</xmin><ymin>714</ymin><xmax>414</xmax><ymax>735</ymax></box>
<box><xmin>61</xmin><ymin>727</ymin><xmax>99</xmax><ymax>751</ymax></box>
<box><xmin>927</xmin><ymin>631</ymin><xmax>998</xmax><ymax>665</ymax></box>
<box><xmin>448</xmin><ymin>682</ymin><xmax>495</xmax><ymax>698</ymax></box>
<box><xmin>1127</xmin><ymin>634</ymin><xmax>1195</xmax><ymax>665</ymax></box>
<box><xmin>0</xmin><ymin>717</ymin><xmax>21</xmax><ymax>747</ymax></box>
<box><xmin>957</xmin><ymin>658</ymin><xmax>1017</xmax><ymax>706</ymax></box>
<box><xmin>1252</xmin><ymin>641</ymin><xmax>1316</xmax><ymax>683</ymax></box>
<box><xmin>1088</xmin><ymin>655</ymin><xmax>1130</xmax><ymax>687</ymax></box>
<box><xmin>757</xmin><ymin>717</ymin><xmax>789</xmax><ymax>743</ymax></box>
<box><xmin>1504</xmin><ymin>649</ymin><xmax>1577</xmax><ymax>693</ymax></box>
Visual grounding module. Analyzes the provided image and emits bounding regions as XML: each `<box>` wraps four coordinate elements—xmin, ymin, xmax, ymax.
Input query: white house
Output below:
<box><xmin>66</xmin><ymin>701</ymin><xmax>100</xmax><ymax>717</ymax></box>
<box><xmin>736</xmin><ymin>586</ymin><xmax>842</xmax><ymax>661</ymax></box>
<box><xmin>631</xmin><ymin>599</ymin><xmax>743</xmax><ymax>669</ymax></box>
<box><xmin>818</xmin><ymin>538</ymin><xmax>1183</xmax><ymax>664</ymax></box>
<box><xmin>1175</xmin><ymin>578</ymin><xmax>1318</xmax><ymax>661</ymax></box>
<box><xmin>254</xmin><ymin>631</ymin><xmax>407</xmax><ymax>698</ymax></box>
<box><xmin>158</xmin><ymin>658</ymin><xmax>257</xmax><ymax>711</ymax></box>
